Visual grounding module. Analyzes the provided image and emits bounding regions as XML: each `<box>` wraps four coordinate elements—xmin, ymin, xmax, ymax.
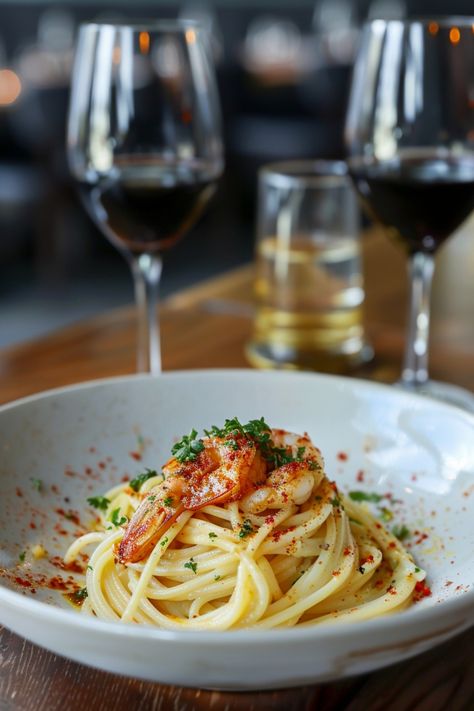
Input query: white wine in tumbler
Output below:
<box><xmin>246</xmin><ymin>162</ymin><xmax>371</xmax><ymax>372</ymax></box>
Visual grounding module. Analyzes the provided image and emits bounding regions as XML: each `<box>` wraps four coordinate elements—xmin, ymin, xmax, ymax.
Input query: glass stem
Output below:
<box><xmin>129</xmin><ymin>253</ymin><xmax>163</xmax><ymax>375</ymax></box>
<box><xmin>401</xmin><ymin>251</ymin><xmax>435</xmax><ymax>387</ymax></box>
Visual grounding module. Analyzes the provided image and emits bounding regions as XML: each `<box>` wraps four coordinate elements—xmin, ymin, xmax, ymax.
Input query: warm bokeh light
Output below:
<box><xmin>139</xmin><ymin>31</ymin><xmax>150</xmax><ymax>55</ymax></box>
<box><xmin>0</xmin><ymin>69</ymin><xmax>22</xmax><ymax>106</ymax></box>
<box><xmin>428</xmin><ymin>22</ymin><xmax>439</xmax><ymax>36</ymax></box>
<box><xmin>185</xmin><ymin>28</ymin><xmax>196</xmax><ymax>45</ymax></box>
<box><xmin>449</xmin><ymin>27</ymin><xmax>461</xmax><ymax>44</ymax></box>
<box><xmin>112</xmin><ymin>46</ymin><xmax>121</xmax><ymax>65</ymax></box>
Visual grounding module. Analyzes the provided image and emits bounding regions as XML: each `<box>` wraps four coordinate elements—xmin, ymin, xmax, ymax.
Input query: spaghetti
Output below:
<box><xmin>64</xmin><ymin>418</ymin><xmax>425</xmax><ymax>629</ymax></box>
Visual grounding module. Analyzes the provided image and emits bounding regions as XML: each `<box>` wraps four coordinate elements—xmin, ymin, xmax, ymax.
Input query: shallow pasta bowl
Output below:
<box><xmin>0</xmin><ymin>370</ymin><xmax>473</xmax><ymax>689</ymax></box>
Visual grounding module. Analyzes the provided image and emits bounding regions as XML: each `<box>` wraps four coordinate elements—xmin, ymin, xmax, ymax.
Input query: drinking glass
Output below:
<box><xmin>67</xmin><ymin>21</ymin><xmax>223</xmax><ymax>374</ymax></box>
<box><xmin>345</xmin><ymin>18</ymin><xmax>474</xmax><ymax>411</ymax></box>
<box><xmin>246</xmin><ymin>160</ymin><xmax>372</xmax><ymax>373</ymax></box>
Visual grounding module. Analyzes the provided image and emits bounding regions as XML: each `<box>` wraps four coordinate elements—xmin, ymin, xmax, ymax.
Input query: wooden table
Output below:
<box><xmin>0</xmin><ymin>227</ymin><xmax>473</xmax><ymax>710</ymax></box>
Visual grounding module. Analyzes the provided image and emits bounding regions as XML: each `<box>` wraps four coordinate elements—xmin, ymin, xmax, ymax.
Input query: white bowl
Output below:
<box><xmin>0</xmin><ymin>370</ymin><xmax>473</xmax><ymax>690</ymax></box>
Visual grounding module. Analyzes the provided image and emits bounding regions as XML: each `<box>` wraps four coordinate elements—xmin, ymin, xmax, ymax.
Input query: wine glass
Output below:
<box><xmin>67</xmin><ymin>21</ymin><xmax>223</xmax><ymax>374</ymax></box>
<box><xmin>345</xmin><ymin>18</ymin><xmax>474</xmax><ymax>411</ymax></box>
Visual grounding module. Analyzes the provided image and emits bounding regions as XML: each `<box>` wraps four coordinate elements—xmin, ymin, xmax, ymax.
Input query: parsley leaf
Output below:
<box><xmin>208</xmin><ymin>532</ymin><xmax>218</xmax><ymax>540</ymax></box>
<box><xmin>214</xmin><ymin>575</ymin><xmax>221</xmax><ymax>581</ymax></box>
<box><xmin>19</xmin><ymin>551</ymin><xmax>26</xmax><ymax>562</ymax></box>
<box><xmin>238</xmin><ymin>519</ymin><xmax>254</xmax><ymax>539</ymax></box>
<box><xmin>110</xmin><ymin>508</ymin><xmax>127</xmax><ymax>527</ymax></box>
<box><xmin>392</xmin><ymin>524</ymin><xmax>411</xmax><ymax>541</ymax></box>
<box><xmin>163</xmin><ymin>496</ymin><xmax>173</xmax><ymax>507</ymax></box>
<box><xmin>31</xmin><ymin>478</ymin><xmax>43</xmax><ymax>492</ymax></box>
<box><xmin>71</xmin><ymin>587</ymin><xmax>88</xmax><ymax>603</ymax></box>
<box><xmin>160</xmin><ymin>536</ymin><xmax>169</xmax><ymax>547</ymax></box>
<box><xmin>379</xmin><ymin>506</ymin><xmax>393</xmax><ymax>522</ymax></box>
<box><xmin>172</xmin><ymin>429</ymin><xmax>205</xmax><ymax>463</ymax></box>
<box><xmin>129</xmin><ymin>469</ymin><xmax>159</xmax><ymax>492</ymax></box>
<box><xmin>184</xmin><ymin>558</ymin><xmax>197</xmax><ymax>574</ymax></box>
<box><xmin>330</xmin><ymin>497</ymin><xmax>342</xmax><ymax>508</ymax></box>
<box><xmin>349</xmin><ymin>491</ymin><xmax>383</xmax><ymax>503</ymax></box>
<box><xmin>87</xmin><ymin>495</ymin><xmax>110</xmax><ymax>511</ymax></box>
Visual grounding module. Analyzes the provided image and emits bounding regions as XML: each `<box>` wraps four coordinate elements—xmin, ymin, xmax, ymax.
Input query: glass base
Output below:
<box><xmin>245</xmin><ymin>341</ymin><xmax>374</xmax><ymax>375</ymax></box>
<box><xmin>396</xmin><ymin>379</ymin><xmax>474</xmax><ymax>414</ymax></box>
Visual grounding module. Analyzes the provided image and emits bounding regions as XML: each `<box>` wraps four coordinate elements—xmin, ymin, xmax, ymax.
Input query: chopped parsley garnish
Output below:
<box><xmin>160</xmin><ymin>537</ymin><xmax>169</xmax><ymax>547</ymax></box>
<box><xmin>71</xmin><ymin>587</ymin><xmax>88</xmax><ymax>602</ymax></box>
<box><xmin>379</xmin><ymin>506</ymin><xmax>393</xmax><ymax>522</ymax></box>
<box><xmin>110</xmin><ymin>508</ymin><xmax>127</xmax><ymax>527</ymax></box>
<box><xmin>163</xmin><ymin>496</ymin><xmax>173</xmax><ymax>507</ymax></box>
<box><xmin>129</xmin><ymin>469</ymin><xmax>159</xmax><ymax>492</ymax></box>
<box><xmin>208</xmin><ymin>532</ymin><xmax>218</xmax><ymax>540</ymax></box>
<box><xmin>31</xmin><ymin>478</ymin><xmax>43</xmax><ymax>492</ymax></box>
<box><xmin>204</xmin><ymin>417</ymin><xmax>311</xmax><ymax>470</ymax></box>
<box><xmin>238</xmin><ymin>519</ymin><xmax>254</xmax><ymax>539</ymax></box>
<box><xmin>87</xmin><ymin>565</ymin><xmax>93</xmax><ymax>571</ymax></box>
<box><xmin>392</xmin><ymin>524</ymin><xmax>411</xmax><ymax>541</ymax></box>
<box><xmin>19</xmin><ymin>551</ymin><xmax>26</xmax><ymax>562</ymax></box>
<box><xmin>214</xmin><ymin>575</ymin><xmax>221</xmax><ymax>581</ymax></box>
<box><xmin>349</xmin><ymin>491</ymin><xmax>383</xmax><ymax>503</ymax></box>
<box><xmin>184</xmin><ymin>558</ymin><xmax>197</xmax><ymax>574</ymax></box>
<box><xmin>87</xmin><ymin>495</ymin><xmax>110</xmax><ymax>511</ymax></box>
<box><xmin>349</xmin><ymin>517</ymin><xmax>362</xmax><ymax>525</ymax></box>
<box><xmin>358</xmin><ymin>565</ymin><xmax>366</xmax><ymax>574</ymax></box>
<box><xmin>330</xmin><ymin>497</ymin><xmax>341</xmax><ymax>508</ymax></box>
<box><xmin>172</xmin><ymin>429</ymin><xmax>205</xmax><ymax>462</ymax></box>
<box><xmin>147</xmin><ymin>495</ymin><xmax>156</xmax><ymax>503</ymax></box>
<box><xmin>414</xmin><ymin>566</ymin><xmax>420</xmax><ymax>573</ymax></box>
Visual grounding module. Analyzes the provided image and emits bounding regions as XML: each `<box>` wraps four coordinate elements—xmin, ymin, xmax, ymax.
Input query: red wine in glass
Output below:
<box><xmin>349</xmin><ymin>152</ymin><xmax>474</xmax><ymax>255</ymax></box>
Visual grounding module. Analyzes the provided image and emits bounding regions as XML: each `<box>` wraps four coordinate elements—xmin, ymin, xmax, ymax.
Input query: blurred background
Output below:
<box><xmin>0</xmin><ymin>0</ymin><xmax>472</xmax><ymax>347</ymax></box>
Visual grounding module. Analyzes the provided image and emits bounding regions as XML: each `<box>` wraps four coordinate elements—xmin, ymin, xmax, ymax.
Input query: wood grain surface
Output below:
<box><xmin>0</xmin><ymin>226</ymin><xmax>473</xmax><ymax>710</ymax></box>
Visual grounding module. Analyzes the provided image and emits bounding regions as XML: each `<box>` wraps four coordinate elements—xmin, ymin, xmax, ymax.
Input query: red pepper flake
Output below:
<box><xmin>51</xmin><ymin>484</ymin><xmax>59</xmax><ymax>494</ymax></box>
<box><xmin>445</xmin><ymin>581</ymin><xmax>453</xmax><ymax>587</ymax></box>
<box><xmin>54</xmin><ymin>508</ymin><xmax>81</xmax><ymax>526</ymax></box>
<box><xmin>411</xmin><ymin>474</ymin><xmax>418</xmax><ymax>481</ymax></box>
<box><xmin>337</xmin><ymin>451</ymin><xmax>348</xmax><ymax>461</ymax></box>
<box><xmin>265</xmin><ymin>515</ymin><xmax>275</xmax><ymax>525</ymax></box>
<box><xmin>29</xmin><ymin>522</ymin><xmax>37</xmax><ymax>530</ymax></box>
<box><xmin>375</xmin><ymin>580</ymin><xmax>384</xmax><ymax>588</ymax></box>
<box><xmin>15</xmin><ymin>487</ymin><xmax>23</xmax><ymax>497</ymax></box>
<box><xmin>375</xmin><ymin>523</ymin><xmax>382</xmax><ymax>529</ymax></box>
<box><xmin>129</xmin><ymin>451</ymin><xmax>142</xmax><ymax>462</ymax></box>
<box><xmin>98</xmin><ymin>461</ymin><xmax>106</xmax><ymax>470</ymax></box>
<box><xmin>343</xmin><ymin>547</ymin><xmax>351</xmax><ymax>556</ymax></box>
<box><xmin>388</xmin><ymin>541</ymin><xmax>397</xmax><ymax>549</ymax></box>
<box><xmin>89</xmin><ymin>446</ymin><xmax>96</xmax><ymax>454</ymax></box>
<box><xmin>332</xmin><ymin>569</ymin><xmax>341</xmax><ymax>576</ymax></box>
<box><xmin>413</xmin><ymin>581</ymin><xmax>432</xmax><ymax>601</ymax></box>
<box><xmin>386</xmin><ymin>585</ymin><xmax>397</xmax><ymax>595</ymax></box>
<box><xmin>64</xmin><ymin>469</ymin><xmax>75</xmax><ymax>478</ymax></box>
<box><xmin>356</xmin><ymin>470</ymin><xmax>365</xmax><ymax>483</ymax></box>
<box><xmin>14</xmin><ymin>577</ymin><xmax>32</xmax><ymax>588</ymax></box>
<box><xmin>121</xmin><ymin>475</ymin><xmax>130</xmax><ymax>483</ymax></box>
<box><xmin>272</xmin><ymin>530</ymin><xmax>284</xmax><ymax>543</ymax></box>
<box><xmin>49</xmin><ymin>556</ymin><xmax>85</xmax><ymax>574</ymax></box>
<box><xmin>414</xmin><ymin>532</ymin><xmax>428</xmax><ymax>545</ymax></box>
<box><xmin>85</xmin><ymin>467</ymin><xmax>93</xmax><ymax>476</ymax></box>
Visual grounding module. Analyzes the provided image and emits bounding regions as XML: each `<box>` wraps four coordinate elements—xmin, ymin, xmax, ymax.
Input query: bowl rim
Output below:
<box><xmin>0</xmin><ymin>369</ymin><xmax>473</xmax><ymax>644</ymax></box>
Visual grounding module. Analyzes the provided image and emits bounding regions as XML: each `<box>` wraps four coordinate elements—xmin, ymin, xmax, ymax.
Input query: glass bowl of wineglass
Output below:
<box><xmin>67</xmin><ymin>21</ymin><xmax>223</xmax><ymax>374</ymax></box>
<box><xmin>345</xmin><ymin>17</ymin><xmax>474</xmax><ymax>412</ymax></box>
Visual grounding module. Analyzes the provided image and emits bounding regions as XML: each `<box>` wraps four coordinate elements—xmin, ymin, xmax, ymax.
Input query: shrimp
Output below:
<box><xmin>241</xmin><ymin>430</ymin><xmax>324</xmax><ymax>513</ymax></box>
<box><xmin>118</xmin><ymin>434</ymin><xmax>267</xmax><ymax>564</ymax></box>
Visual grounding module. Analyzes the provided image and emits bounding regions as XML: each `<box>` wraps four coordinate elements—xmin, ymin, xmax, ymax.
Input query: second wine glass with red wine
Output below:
<box><xmin>67</xmin><ymin>21</ymin><xmax>223</xmax><ymax>374</ymax></box>
<box><xmin>345</xmin><ymin>18</ymin><xmax>474</xmax><ymax>411</ymax></box>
